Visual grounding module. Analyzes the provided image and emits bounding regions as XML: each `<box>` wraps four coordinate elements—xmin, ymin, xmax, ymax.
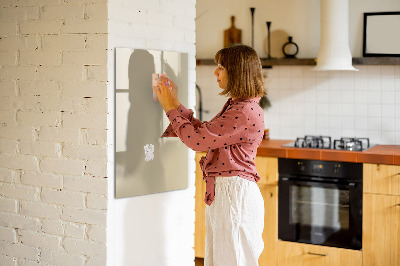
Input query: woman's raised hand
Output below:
<box><xmin>153</xmin><ymin>76</ymin><xmax>175</xmax><ymax>113</ymax></box>
<box><xmin>160</xmin><ymin>75</ymin><xmax>180</xmax><ymax>108</ymax></box>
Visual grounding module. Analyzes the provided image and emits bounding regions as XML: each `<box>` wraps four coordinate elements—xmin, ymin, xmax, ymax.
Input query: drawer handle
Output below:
<box><xmin>307</xmin><ymin>252</ymin><xmax>328</xmax><ymax>257</ymax></box>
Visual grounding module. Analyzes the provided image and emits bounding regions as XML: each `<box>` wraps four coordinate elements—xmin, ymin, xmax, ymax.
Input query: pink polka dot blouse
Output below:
<box><xmin>161</xmin><ymin>97</ymin><xmax>265</xmax><ymax>205</ymax></box>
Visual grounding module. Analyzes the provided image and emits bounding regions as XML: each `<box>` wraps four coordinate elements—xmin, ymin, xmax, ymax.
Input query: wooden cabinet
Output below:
<box><xmin>256</xmin><ymin>156</ymin><xmax>278</xmax><ymax>266</ymax></box>
<box><xmin>363</xmin><ymin>193</ymin><xmax>400</xmax><ymax>266</ymax></box>
<box><xmin>276</xmin><ymin>241</ymin><xmax>362</xmax><ymax>266</ymax></box>
<box><xmin>259</xmin><ymin>184</ymin><xmax>278</xmax><ymax>266</ymax></box>
<box><xmin>255</xmin><ymin>156</ymin><xmax>278</xmax><ymax>186</ymax></box>
<box><xmin>194</xmin><ymin>154</ymin><xmax>279</xmax><ymax>265</ymax></box>
<box><xmin>363</xmin><ymin>163</ymin><xmax>400</xmax><ymax>196</ymax></box>
<box><xmin>195</xmin><ymin>158</ymin><xmax>400</xmax><ymax>265</ymax></box>
<box><xmin>363</xmin><ymin>163</ymin><xmax>400</xmax><ymax>266</ymax></box>
<box><xmin>195</xmin><ymin>152</ymin><xmax>207</xmax><ymax>258</ymax></box>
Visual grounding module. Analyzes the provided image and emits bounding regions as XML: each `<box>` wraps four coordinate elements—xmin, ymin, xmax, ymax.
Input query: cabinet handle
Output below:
<box><xmin>307</xmin><ymin>252</ymin><xmax>328</xmax><ymax>257</ymax></box>
<box><xmin>397</xmin><ymin>204</ymin><xmax>400</xmax><ymax>207</ymax></box>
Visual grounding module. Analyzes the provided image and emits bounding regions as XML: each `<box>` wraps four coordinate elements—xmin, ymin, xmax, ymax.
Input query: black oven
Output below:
<box><xmin>278</xmin><ymin>158</ymin><xmax>363</xmax><ymax>250</ymax></box>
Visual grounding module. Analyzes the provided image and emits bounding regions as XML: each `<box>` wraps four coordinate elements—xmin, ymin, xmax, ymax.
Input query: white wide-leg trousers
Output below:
<box><xmin>205</xmin><ymin>176</ymin><xmax>265</xmax><ymax>266</ymax></box>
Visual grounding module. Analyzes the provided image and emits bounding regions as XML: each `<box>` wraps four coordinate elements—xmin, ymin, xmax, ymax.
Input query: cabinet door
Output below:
<box><xmin>255</xmin><ymin>156</ymin><xmax>278</xmax><ymax>186</ymax></box>
<box><xmin>277</xmin><ymin>241</ymin><xmax>362</xmax><ymax>266</ymax></box>
<box><xmin>259</xmin><ymin>185</ymin><xmax>278</xmax><ymax>266</ymax></box>
<box><xmin>363</xmin><ymin>193</ymin><xmax>400</xmax><ymax>266</ymax></box>
<box><xmin>364</xmin><ymin>164</ymin><xmax>400</xmax><ymax>196</ymax></box>
<box><xmin>195</xmin><ymin>152</ymin><xmax>207</xmax><ymax>258</ymax></box>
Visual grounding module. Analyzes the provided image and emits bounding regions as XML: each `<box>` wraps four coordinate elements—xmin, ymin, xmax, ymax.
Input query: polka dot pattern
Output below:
<box><xmin>161</xmin><ymin>97</ymin><xmax>265</xmax><ymax>205</ymax></box>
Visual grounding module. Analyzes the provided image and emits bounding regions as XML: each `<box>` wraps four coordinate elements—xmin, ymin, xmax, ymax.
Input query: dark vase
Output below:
<box><xmin>282</xmin><ymin>36</ymin><xmax>299</xmax><ymax>58</ymax></box>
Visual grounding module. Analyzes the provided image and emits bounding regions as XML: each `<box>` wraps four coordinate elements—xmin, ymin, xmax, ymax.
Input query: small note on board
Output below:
<box><xmin>144</xmin><ymin>144</ymin><xmax>154</xmax><ymax>162</ymax></box>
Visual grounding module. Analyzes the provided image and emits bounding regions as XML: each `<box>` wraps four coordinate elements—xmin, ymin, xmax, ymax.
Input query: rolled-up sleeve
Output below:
<box><xmin>165</xmin><ymin>106</ymin><xmax>249</xmax><ymax>152</ymax></box>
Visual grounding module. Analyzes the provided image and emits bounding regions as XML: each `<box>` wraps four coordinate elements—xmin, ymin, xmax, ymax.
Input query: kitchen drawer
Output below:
<box><xmin>276</xmin><ymin>241</ymin><xmax>362</xmax><ymax>266</ymax></box>
<box><xmin>364</xmin><ymin>164</ymin><xmax>400</xmax><ymax>196</ymax></box>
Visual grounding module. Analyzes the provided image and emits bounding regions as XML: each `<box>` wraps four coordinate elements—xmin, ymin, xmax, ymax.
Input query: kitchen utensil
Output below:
<box><xmin>266</xmin><ymin>21</ymin><xmax>272</xmax><ymax>58</ymax></box>
<box><xmin>250</xmin><ymin>7</ymin><xmax>255</xmax><ymax>48</ymax></box>
<box><xmin>224</xmin><ymin>16</ymin><xmax>242</xmax><ymax>48</ymax></box>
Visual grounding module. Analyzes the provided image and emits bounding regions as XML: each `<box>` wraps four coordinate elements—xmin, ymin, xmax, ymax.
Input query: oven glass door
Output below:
<box><xmin>278</xmin><ymin>177</ymin><xmax>362</xmax><ymax>250</ymax></box>
<box><xmin>292</xmin><ymin>184</ymin><xmax>349</xmax><ymax>238</ymax></box>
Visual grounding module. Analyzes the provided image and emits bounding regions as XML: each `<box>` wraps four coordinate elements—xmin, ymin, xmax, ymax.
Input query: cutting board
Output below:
<box><xmin>224</xmin><ymin>16</ymin><xmax>242</xmax><ymax>48</ymax></box>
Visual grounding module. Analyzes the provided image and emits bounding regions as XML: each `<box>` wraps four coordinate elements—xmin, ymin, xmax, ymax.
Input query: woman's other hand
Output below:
<box><xmin>160</xmin><ymin>75</ymin><xmax>180</xmax><ymax>108</ymax></box>
<box><xmin>153</xmin><ymin>79</ymin><xmax>175</xmax><ymax>113</ymax></box>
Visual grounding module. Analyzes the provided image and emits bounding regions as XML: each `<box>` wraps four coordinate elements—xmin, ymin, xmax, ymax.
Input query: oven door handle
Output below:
<box><xmin>280</xmin><ymin>177</ymin><xmax>357</xmax><ymax>189</ymax></box>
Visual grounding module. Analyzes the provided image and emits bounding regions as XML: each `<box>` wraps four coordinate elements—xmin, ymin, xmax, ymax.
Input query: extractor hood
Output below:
<box><xmin>314</xmin><ymin>0</ymin><xmax>358</xmax><ymax>71</ymax></box>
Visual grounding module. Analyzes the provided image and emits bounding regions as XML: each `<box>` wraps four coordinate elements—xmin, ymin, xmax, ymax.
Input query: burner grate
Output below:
<box><xmin>295</xmin><ymin>135</ymin><xmax>332</xmax><ymax>149</ymax></box>
<box><xmin>287</xmin><ymin>136</ymin><xmax>371</xmax><ymax>151</ymax></box>
<box><xmin>333</xmin><ymin>137</ymin><xmax>370</xmax><ymax>151</ymax></box>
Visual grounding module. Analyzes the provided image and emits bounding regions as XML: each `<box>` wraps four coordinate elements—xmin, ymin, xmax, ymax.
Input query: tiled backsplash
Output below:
<box><xmin>196</xmin><ymin>65</ymin><xmax>400</xmax><ymax>145</ymax></box>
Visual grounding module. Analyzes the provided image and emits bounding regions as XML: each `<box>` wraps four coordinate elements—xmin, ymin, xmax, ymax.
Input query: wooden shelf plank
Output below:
<box><xmin>352</xmin><ymin>57</ymin><xmax>400</xmax><ymax>65</ymax></box>
<box><xmin>196</xmin><ymin>57</ymin><xmax>400</xmax><ymax>67</ymax></box>
<box><xmin>260</xmin><ymin>58</ymin><xmax>316</xmax><ymax>66</ymax></box>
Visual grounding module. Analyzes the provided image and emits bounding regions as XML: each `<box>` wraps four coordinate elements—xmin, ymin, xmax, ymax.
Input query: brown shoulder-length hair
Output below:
<box><xmin>214</xmin><ymin>44</ymin><xmax>266</xmax><ymax>99</ymax></box>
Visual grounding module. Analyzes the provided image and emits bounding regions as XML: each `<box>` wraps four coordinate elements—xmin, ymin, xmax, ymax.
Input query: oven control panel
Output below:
<box><xmin>281</xmin><ymin>158</ymin><xmax>362</xmax><ymax>180</ymax></box>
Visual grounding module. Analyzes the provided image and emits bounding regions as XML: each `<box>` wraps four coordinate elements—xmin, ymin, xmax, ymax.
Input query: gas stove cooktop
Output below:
<box><xmin>282</xmin><ymin>135</ymin><xmax>375</xmax><ymax>151</ymax></box>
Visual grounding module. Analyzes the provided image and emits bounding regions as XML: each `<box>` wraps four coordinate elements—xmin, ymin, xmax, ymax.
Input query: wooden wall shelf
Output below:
<box><xmin>196</xmin><ymin>57</ymin><xmax>400</xmax><ymax>67</ymax></box>
<box><xmin>352</xmin><ymin>57</ymin><xmax>400</xmax><ymax>65</ymax></box>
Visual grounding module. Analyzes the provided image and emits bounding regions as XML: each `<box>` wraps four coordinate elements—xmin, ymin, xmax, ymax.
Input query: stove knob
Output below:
<box><xmin>298</xmin><ymin>161</ymin><xmax>305</xmax><ymax>171</ymax></box>
<box><xmin>334</xmin><ymin>164</ymin><xmax>341</xmax><ymax>174</ymax></box>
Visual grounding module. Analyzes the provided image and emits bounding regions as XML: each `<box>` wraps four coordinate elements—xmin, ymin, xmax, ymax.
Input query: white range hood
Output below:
<box><xmin>314</xmin><ymin>0</ymin><xmax>358</xmax><ymax>71</ymax></box>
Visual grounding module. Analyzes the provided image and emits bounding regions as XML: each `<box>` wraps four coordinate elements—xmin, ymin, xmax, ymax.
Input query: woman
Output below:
<box><xmin>153</xmin><ymin>44</ymin><xmax>266</xmax><ymax>266</ymax></box>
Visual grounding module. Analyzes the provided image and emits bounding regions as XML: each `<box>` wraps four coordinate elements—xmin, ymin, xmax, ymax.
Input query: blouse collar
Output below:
<box><xmin>228</xmin><ymin>97</ymin><xmax>261</xmax><ymax>105</ymax></box>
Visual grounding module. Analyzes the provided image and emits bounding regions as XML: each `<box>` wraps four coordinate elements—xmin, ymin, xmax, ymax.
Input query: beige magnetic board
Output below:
<box><xmin>115</xmin><ymin>48</ymin><xmax>189</xmax><ymax>198</ymax></box>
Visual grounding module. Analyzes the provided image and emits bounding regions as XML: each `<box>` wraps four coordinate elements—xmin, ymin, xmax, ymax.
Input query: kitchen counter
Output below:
<box><xmin>256</xmin><ymin>139</ymin><xmax>400</xmax><ymax>165</ymax></box>
<box><xmin>195</xmin><ymin>139</ymin><xmax>400</xmax><ymax>264</ymax></box>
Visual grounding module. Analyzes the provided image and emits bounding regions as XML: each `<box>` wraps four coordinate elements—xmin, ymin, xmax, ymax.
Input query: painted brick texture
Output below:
<box><xmin>0</xmin><ymin>0</ymin><xmax>108</xmax><ymax>265</ymax></box>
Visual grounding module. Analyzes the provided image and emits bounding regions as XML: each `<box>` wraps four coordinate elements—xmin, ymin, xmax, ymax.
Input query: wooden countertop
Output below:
<box><xmin>256</xmin><ymin>139</ymin><xmax>400</xmax><ymax>165</ymax></box>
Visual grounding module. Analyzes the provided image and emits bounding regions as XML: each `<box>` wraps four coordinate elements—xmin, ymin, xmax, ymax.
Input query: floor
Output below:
<box><xmin>195</xmin><ymin>257</ymin><xmax>204</xmax><ymax>266</ymax></box>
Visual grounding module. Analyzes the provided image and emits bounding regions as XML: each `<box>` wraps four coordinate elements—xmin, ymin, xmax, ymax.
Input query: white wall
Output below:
<box><xmin>197</xmin><ymin>64</ymin><xmax>400</xmax><ymax>145</ymax></box>
<box><xmin>107</xmin><ymin>0</ymin><xmax>197</xmax><ymax>265</ymax></box>
<box><xmin>196</xmin><ymin>0</ymin><xmax>400</xmax><ymax>58</ymax></box>
<box><xmin>264</xmin><ymin>65</ymin><xmax>400</xmax><ymax>144</ymax></box>
<box><xmin>196</xmin><ymin>0</ymin><xmax>400</xmax><ymax>145</ymax></box>
<box><xmin>0</xmin><ymin>1</ymin><xmax>108</xmax><ymax>265</ymax></box>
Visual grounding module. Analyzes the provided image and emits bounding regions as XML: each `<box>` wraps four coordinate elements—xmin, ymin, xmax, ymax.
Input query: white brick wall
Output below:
<box><xmin>0</xmin><ymin>226</ymin><xmax>17</xmax><ymax>243</ymax></box>
<box><xmin>40</xmin><ymin>249</ymin><xmax>85</xmax><ymax>266</ymax></box>
<box><xmin>1</xmin><ymin>0</ymin><xmax>198</xmax><ymax>264</ymax></box>
<box><xmin>0</xmin><ymin>0</ymin><xmax>108</xmax><ymax>265</ymax></box>
<box><xmin>64</xmin><ymin>222</ymin><xmax>85</xmax><ymax>239</ymax></box>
